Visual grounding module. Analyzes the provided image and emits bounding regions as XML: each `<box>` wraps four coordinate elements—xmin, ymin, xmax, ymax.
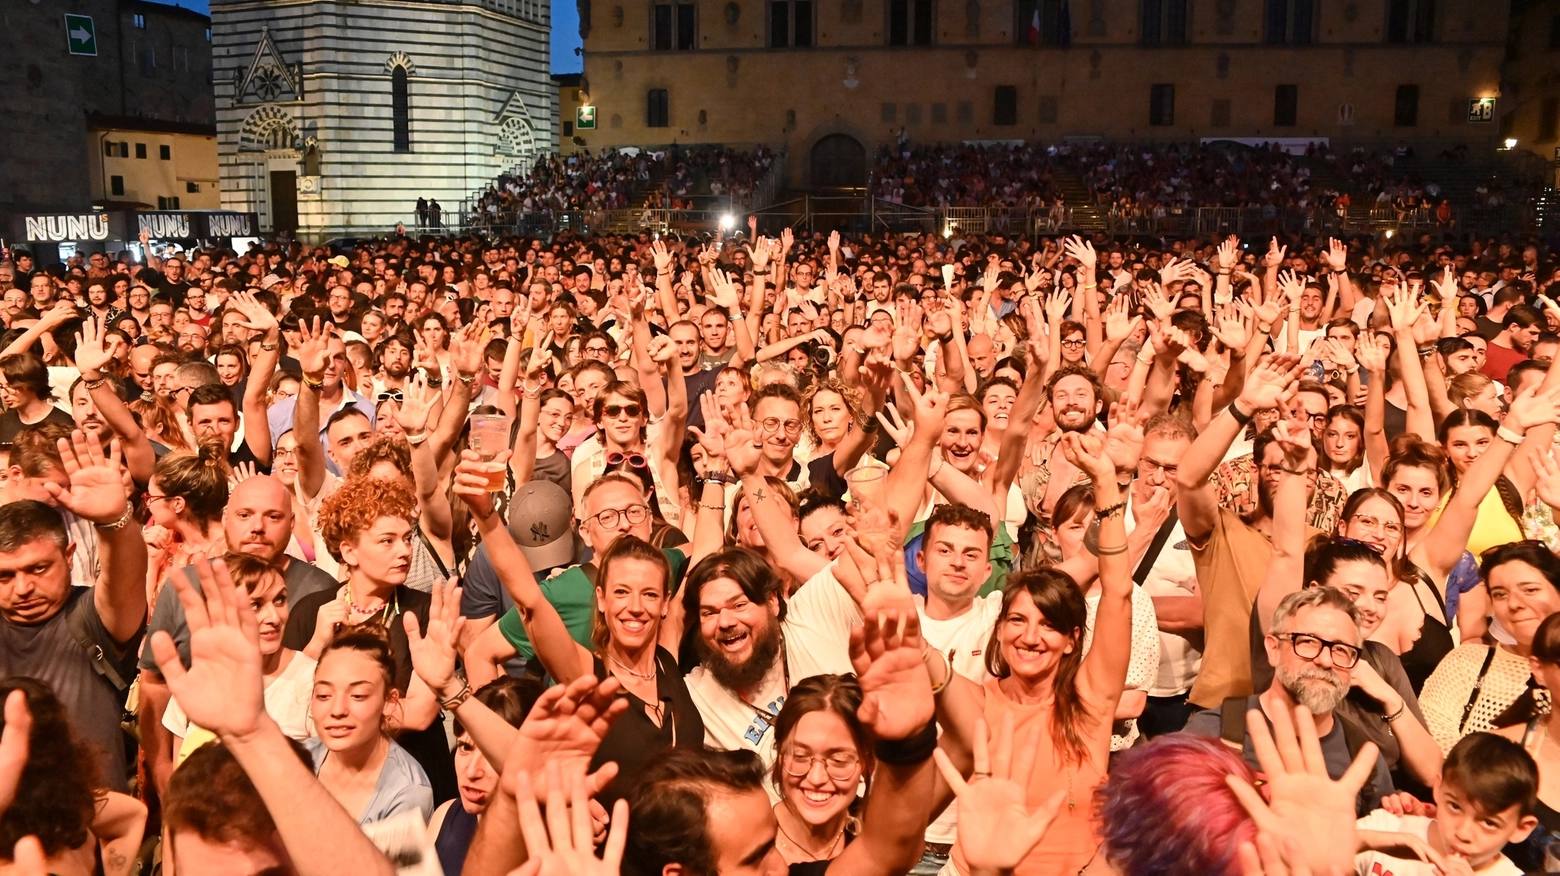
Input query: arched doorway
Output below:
<box><xmin>810</xmin><ymin>134</ymin><xmax>866</xmax><ymax>188</ymax></box>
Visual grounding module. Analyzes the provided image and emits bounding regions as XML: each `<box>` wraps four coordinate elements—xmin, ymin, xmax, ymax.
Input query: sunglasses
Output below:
<box><xmin>377</xmin><ymin>389</ymin><xmax>404</xmax><ymax>402</ymax></box>
<box><xmin>607</xmin><ymin>451</ymin><xmax>649</xmax><ymax>469</ymax></box>
<box><xmin>601</xmin><ymin>403</ymin><xmax>644</xmax><ymax>419</ymax></box>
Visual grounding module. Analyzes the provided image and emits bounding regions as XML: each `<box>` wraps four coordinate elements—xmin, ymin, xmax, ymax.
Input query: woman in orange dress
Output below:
<box><xmin>927</xmin><ymin>429</ymin><xmax>1132</xmax><ymax>876</ymax></box>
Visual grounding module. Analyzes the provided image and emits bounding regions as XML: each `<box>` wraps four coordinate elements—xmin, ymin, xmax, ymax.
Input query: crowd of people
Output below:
<box><xmin>3</xmin><ymin>216</ymin><xmax>1560</xmax><ymax>876</ymax></box>
<box><xmin>872</xmin><ymin>143</ymin><xmax>1061</xmax><ymax>209</ymax></box>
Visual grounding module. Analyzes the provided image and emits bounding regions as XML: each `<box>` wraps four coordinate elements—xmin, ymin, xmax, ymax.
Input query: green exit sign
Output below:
<box><xmin>65</xmin><ymin>14</ymin><xmax>97</xmax><ymax>56</ymax></box>
<box><xmin>576</xmin><ymin>106</ymin><xmax>597</xmax><ymax>130</ymax></box>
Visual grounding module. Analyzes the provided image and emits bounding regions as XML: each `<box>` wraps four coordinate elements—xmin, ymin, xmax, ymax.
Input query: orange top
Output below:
<box><xmin>951</xmin><ymin>678</ymin><xmax>1105</xmax><ymax>876</ymax></box>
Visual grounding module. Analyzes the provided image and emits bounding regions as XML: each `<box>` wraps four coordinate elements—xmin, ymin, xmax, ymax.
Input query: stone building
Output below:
<box><xmin>1</xmin><ymin>0</ymin><xmax>214</xmax><ymax>236</ymax></box>
<box><xmin>574</xmin><ymin>0</ymin><xmax>1510</xmax><ymax>187</ymax></box>
<box><xmin>1499</xmin><ymin>0</ymin><xmax>1560</xmax><ymax>182</ymax></box>
<box><xmin>210</xmin><ymin>0</ymin><xmax>555</xmax><ymax>239</ymax></box>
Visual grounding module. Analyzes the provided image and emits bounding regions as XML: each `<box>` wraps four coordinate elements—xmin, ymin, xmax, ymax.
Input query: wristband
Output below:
<box><xmin>456</xmin><ymin>372</ymin><xmax>478</xmax><ymax>386</ymax></box>
<box><xmin>703</xmin><ymin>471</ymin><xmax>738</xmax><ymax>485</ymax></box>
<box><xmin>261</xmin><ymin>342</ymin><xmax>279</xmax><ymax>351</ymax></box>
<box><xmin>1094</xmin><ymin>499</ymin><xmax>1128</xmax><ymax>521</ymax></box>
<box><xmin>439</xmin><ymin>680</ymin><xmax>473</xmax><ymax>711</ymax></box>
<box><xmin>1497</xmin><ymin>425</ymin><xmax>1525</xmax><ymax>446</ymax></box>
<box><xmin>301</xmin><ymin>373</ymin><xmax>325</xmax><ymax>389</ymax></box>
<box><xmin>1383</xmin><ymin>701</ymin><xmax>1407</xmax><ymax>723</ymax></box>
<box><xmin>873</xmin><ymin>719</ymin><xmax>938</xmax><ymax>766</ymax></box>
<box><xmin>1229</xmin><ymin>402</ymin><xmax>1254</xmax><ymax>426</ymax></box>
<box><xmin>404</xmin><ymin>431</ymin><xmax>428</xmax><ymax>446</ymax></box>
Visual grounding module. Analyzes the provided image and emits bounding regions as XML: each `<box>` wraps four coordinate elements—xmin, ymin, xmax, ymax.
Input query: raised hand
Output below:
<box><xmin>1383</xmin><ymin>285</ymin><xmax>1424</xmax><ymax>333</ymax></box>
<box><xmin>405</xmin><ymin>577</ymin><xmax>466</xmax><ymax>699</ymax></box>
<box><xmin>1263</xmin><ymin>237</ymin><xmax>1288</xmax><ymax>268</ymax></box>
<box><xmin>1216</xmin><ymin>236</ymin><xmax>1241</xmax><ymax>271</ymax></box>
<box><xmin>451</xmin><ymin>448</ymin><xmax>508</xmax><ymax>519</ymax></box>
<box><xmin>296</xmin><ymin>317</ymin><xmax>332</xmax><ymax>378</ymax></box>
<box><xmin>1354</xmin><ymin>333</ymin><xmax>1389</xmax><ymax>374</ymax></box>
<box><xmin>1504</xmin><ymin>383</ymin><xmax>1560</xmax><ymax>433</ymax></box>
<box><xmin>74</xmin><ymin>317</ymin><xmax>117</xmax><ymax>376</ymax></box>
<box><xmin>647</xmin><ymin>335</ymin><xmax>676</xmax><ymax>367</ymax></box>
<box><xmin>229</xmin><ymin>461</ymin><xmax>259</xmax><ymax>488</ymax></box>
<box><xmin>849</xmin><ymin>609</ymin><xmax>933</xmax><ymax>740</ymax></box>
<box><xmin>1104</xmin><ymin>397</ymin><xmax>1146</xmax><ymax>474</ymax></box>
<box><xmin>688</xmin><ymin>392</ymin><xmax>732</xmax><ymax>468</ymax></box>
<box><xmin>1235</xmin><ymin>354</ymin><xmax>1303</xmax><ymax>414</ymax></box>
<box><xmin>720</xmin><ymin>404</ymin><xmax>763</xmax><ymax>477</ymax></box>
<box><xmin>1158</xmin><ymin>257</ymin><xmax>1192</xmax><ymax>287</ymax></box>
<box><xmin>0</xmin><ymin>690</ymin><xmax>33</xmax><ymax>816</ymax></box>
<box><xmin>1322</xmin><ymin>238</ymin><xmax>1348</xmax><ymax>273</ymax></box>
<box><xmin>43</xmin><ymin>431</ymin><xmax>129</xmax><ymax>525</ymax></box>
<box><xmin>650</xmin><ymin>239</ymin><xmax>673</xmax><ymax>272</ymax></box>
<box><xmin>1277</xmin><ymin>270</ymin><xmax>1304</xmax><ymax>308</ymax></box>
<box><xmin>1043</xmin><ymin>289</ymin><xmax>1073</xmax><ymax>324</ymax></box>
<box><xmin>499</xmin><ymin>675</ymin><xmax>628</xmax><ymax>803</ymax></box>
<box><xmin>875</xmin><ymin>404</ymin><xmax>913</xmax><ymax>447</ymax></box>
<box><xmin>395</xmin><ymin>373</ymin><xmax>438</xmax><ymax>435</ymax></box>
<box><xmin>229</xmin><ymin>291</ymin><xmax>278</xmax><ymax>334</ymax></box>
<box><xmin>1269</xmin><ymin>415</ymin><xmax>1314</xmax><ymax>469</ymax></box>
<box><xmin>1209</xmin><ymin>301</ymin><xmax>1253</xmax><ymax>351</ymax></box>
<box><xmin>1060</xmin><ymin>430</ymin><xmax>1115</xmax><ymax>488</ymax></box>
<box><xmin>148</xmin><ymin>558</ymin><xmax>267</xmax><ymax>740</ymax></box>
<box><xmin>513</xmin><ymin>765</ymin><xmax>628</xmax><ymax>876</ymax></box>
<box><xmin>933</xmin><ymin>714</ymin><xmax>1066</xmax><ymax>873</ymax></box>
<box><xmin>1225</xmin><ymin>702</ymin><xmax>1374</xmax><ymax>875</ymax></box>
<box><xmin>450</xmin><ymin>321</ymin><xmax>490</xmax><ymax>377</ymax></box>
<box><xmin>525</xmin><ymin>332</ymin><xmax>555</xmax><ymax>379</ymax></box>
<box><xmin>900</xmin><ymin>370</ymin><xmax>948</xmax><ymax>437</ymax></box>
<box><xmin>1062</xmin><ymin>235</ymin><xmax>1097</xmax><ymax>270</ymax></box>
<box><xmin>1142</xmin><ymin>283</ymin><xmax>1174</xmax><ymax>320</ymax></box>
<box><xmin>1530</xmin><ymin>449</ymin><xmax>1560</xmax><ymax>512</ymax></box>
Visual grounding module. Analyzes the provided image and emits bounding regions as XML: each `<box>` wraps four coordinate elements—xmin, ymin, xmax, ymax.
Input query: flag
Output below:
<box><xmin>1030</xmin><ymin>7</ymin><xmax>1040</xmax><ymax>43</ymax></box>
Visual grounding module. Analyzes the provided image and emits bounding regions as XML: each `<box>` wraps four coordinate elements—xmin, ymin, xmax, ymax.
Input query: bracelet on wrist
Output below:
<box><xmin>439</xmin><ymin>680</ymin><xmax>473</xmax><ymax>712</ymax></box>
<box><xmin>1228</xmin><ymin>402</ymin><xmax>1254</xmax><ymax>426</ymax></box>
<box><xmin>1279</xmin><ymin>465</ymin><xmax>1315</xmax><ymax>476</ymax></box>
<box><xmin>301</xmin><ymin>373</ymin><xmax>324</xmax><ymax>389</ymax></box>
<box><xmin>1497</xmin><ymin>424</ymin><xmax>1526</xmax><ymax>445</ymax></box>
<box><xmin>94</xmin><ymin>505</ymin><xmax>135</xmax><ymax>532</ymax></box>
<box><xmin>404</xmin><ymin>431</ymin><xmax>429</xmax><ymax>446</ymax></box>
<box><xmin>873</xmin><ymin>719</ymin><xmax>938</xmax><ymax>766</ymax></box>
<box><xmin>1382</xmin><ymin>701</ymin><xmax>1407</xmax><ymax>723</ymax></box>
<box><xmin>1094</xmin><ymin>499</ymin><xmax>1128</xmax><ymax>521</ymax></box>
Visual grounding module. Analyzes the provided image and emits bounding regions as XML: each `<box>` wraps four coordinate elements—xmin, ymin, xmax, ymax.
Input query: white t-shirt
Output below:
<box><xmin>918</xmin><ymin>591</ymin><xmax>1003</xmax><ymax>844</ymax></box>
<box><xmin>684</xmin><ymin>563</ymin><xmax>861</xmax><ymax>799</ymax></box>
<box><xmin>1081</xmin><ymin>583</ymin><xmax>1159</xmax><ymax>750</ymax></box>
<box><xmin>1125</xmin><ymin>496</ymin><xmax>1202</xmax><ymax>698</ymax></box>
<box><xmin>1354</xmin><ymin>811</ymin><xmax>1521</xmax><ymax>876</ymax></box>
<box><xmin>1273</xmin><ymin>325</ymin><xmax>1326</xmax><ymax>357</ymax></box>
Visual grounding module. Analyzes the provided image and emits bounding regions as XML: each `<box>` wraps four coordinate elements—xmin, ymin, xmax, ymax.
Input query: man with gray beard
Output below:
<box><xmin>1184</xmin><ymin>586</ymin><xmax>1395</xmax><ymax>816</ymax></box>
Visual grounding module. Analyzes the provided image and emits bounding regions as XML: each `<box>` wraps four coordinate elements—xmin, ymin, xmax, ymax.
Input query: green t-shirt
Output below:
<box><xmin>496</xmin><ymin>547</ymin><xmax>689</xmax><ymax>660</ymax></box>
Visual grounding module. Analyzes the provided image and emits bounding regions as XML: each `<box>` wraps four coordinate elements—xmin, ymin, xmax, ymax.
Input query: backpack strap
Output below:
<box><xmin>1133</xmin><ymin>509</ymin><xmax>1181</xmax><ymax>586</ymax></box>
<box><xmin>66</xmin><ymin>592</ymin><xmax>139</xmax><ymax>693</ymax></box>
<box><xmin>1219</xmin><ymin>696</ymin><xmax>1249</xmax><ymax>752</ymax></box>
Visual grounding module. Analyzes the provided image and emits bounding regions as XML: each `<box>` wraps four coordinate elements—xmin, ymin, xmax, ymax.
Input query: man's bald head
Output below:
<box><xmin>223</xmin><ymin>475</ymin><xmax>294</xmax><ymax>560</ymax></box>
<box><xmin>966</xmin><ymin>333</ymin><xmax>996</xmax><ymax>378</ymax></box>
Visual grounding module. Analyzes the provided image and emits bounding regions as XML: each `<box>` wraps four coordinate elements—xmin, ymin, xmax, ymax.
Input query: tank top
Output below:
<box><xmin>1398</xmin><ymin>565</ymin><xmax>1457</xmax><ymax>695</ymax></box>
<box><xmin>951</xmin><ymin>679</ymin><xmax>1104</xmax><ymax>876</ymax></box>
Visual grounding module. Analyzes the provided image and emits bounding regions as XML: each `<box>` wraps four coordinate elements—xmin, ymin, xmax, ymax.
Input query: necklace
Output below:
<box><xmin>344</xmin><ymin>582</ymin><xmax>400</xmax><ymax>627</ymax></box>
<box><xmin>608</xmin><ymin>652</ymin><xmax>656</xmax><ymax>680</ymax></box>
<box><xmin>776</xmin><ymin>817</ymin><xmax>845</xmax><ymax>862</ymax></box>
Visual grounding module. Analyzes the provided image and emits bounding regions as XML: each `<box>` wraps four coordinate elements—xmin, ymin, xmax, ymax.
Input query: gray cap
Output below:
<box><xmin>507</xmin><ymin>480</ymin><xmax>577</xmax><ymax>570</ymax></box>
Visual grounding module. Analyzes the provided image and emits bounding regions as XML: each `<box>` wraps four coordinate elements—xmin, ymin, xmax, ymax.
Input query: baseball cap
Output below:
<box><xmin>507</xmin><ymin>481</ymin><xmax>577</xmax><ymax>570</ymax></box>
<box><xmin>328</xmin><ymin>255</ymin><xmax>350</xmax><ymax>268</ymax></box>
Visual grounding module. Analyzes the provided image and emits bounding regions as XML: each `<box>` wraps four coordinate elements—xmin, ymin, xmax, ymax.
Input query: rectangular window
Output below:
<box><xmin>392</xmin><ymin>67</ymin><xmax>410</xmax><ymax>152</ymax></box>
<box><xmin>103</xmin><ymin>141</ymin><xmax>116</xmax><ymax>157</ymax></box>
<box><xmin>1540</xmin><ymin>97</ymin><xmax>1560</xmax><ymax>143</ymax></box>
<box><xmin>1393</xmin><ymin>84</ymin><xmax>1419</xmax><ymax>126</ymax></box>
<box><xmin>186</xmin><ymin>181</ymin><xmax>200</xmax><ymax>193</ymax></box>
<box><xmin>1274</xmin><ymin>84</ymin><xmax>1298</xmax><ymax>126</ymax></box>
<box><xmin>1387</xmin><ymin>0</ymin><xmax>1434</xmax><ymax>43</ymax></box>
<box><xmin>135</xmin><ymin>143</ymin><xmax>147</xmax><ymax>159</ymax></box>
<box><xmin>1140</xmin><ymin>0</ymin><xmax>1187</xmax><ymax>45</ymax></box>
<box><xmin>563</xmin><ymin>120</ymin><xmax>574</xmax><ymax>137</ymax></box>
<box><xmin>1149</xmin><ymin>84</ymin><xmax>1175</xmax><ymax>126</ymax></box>
<box><xmin>769</xmin><ymin>0</ymin><xmax>813</xmax><ymax>46</ymax></box>
<box><xmin>1015</xmin><ymin>0</ymin><xmax>1066</xmax><ymax>44</ymax></box>
<box><xmin>110</xmin><ymin>176</ymin><xmax>124</xmax><ymax>196</ymax></box>
<box><xmin>994</xmin><ymin>86</ymin><xmax>1018</xmax><ymax>125</ymax></box>
<box><xmin>119</xmin><ymin>141</ymin><xmax>129</xmax><ymax>156</ymax></box>
<box><xmin>133</xmin><ymin>13</ymin><xmax>145</xmax><ymax>27</ymax></box>
<box><xmin>647</xmin><ymin>88</ymin><xmax>670</xmax><ymax>127</ymax></box>
<box><xmin>888</xmin><ymin>0</ymin><xmax>932</xmax><ymax>45</ymax></box>
<box><xmin>159</xmin><ymin>144</ymin><xmax>171</xmax><ymax>160</ymax></box>
<box><xmin>652</xmin><ymin>3</ymin><xmax>695</xmax><ymax>50</ymax></box>
<box><xmin>1266</xmin><ymin>0</ymin><xmax>1314</xmax><ymax>43</ymax></box>
<box><xmin>205</xmin><ymin>27</ymin><xmax>211</xmax><ymax>41</ymax></box>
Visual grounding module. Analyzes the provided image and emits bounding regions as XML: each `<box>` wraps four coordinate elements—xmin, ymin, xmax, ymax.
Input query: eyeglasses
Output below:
<box><xmin>273</xmin><ymin>447</ymin><xmax>298</xmax><ymax>459</ymax></box>
<box><xmin>1061</xmin><ymin>338</ymin><xmax>1086</xmax><ymax>348</ymax></box>
<box><xmin>607</xmin><ymin>451</ymin><xmax>649</xmax><ymax>469</ymax></box>
<box><xmin>601</xmin><ymin>403</ymin><xmax>644</xmax><ymax>419</ymax></box>
<box><xmin>585</xmin><ymin>345</ymin><xmax>612</xmax><ymax>355</ymax></box>
<box><xmin>1346</xmin><ymin>514</ymin><xmax>1403</xmax><ymax>538</ymax></box>
<box><xmin>144</xmin><ymin>492</ymin><xmax>174</xmax><ymax>504</ymax></box>
<box><xmin>1276</xmin><ymin>632</ymin><xmax>1361</xmax><ymax>668</ymax></box>
<box><xmin>1258</xmin><ymin>464</ymin><xmax>1319</xmax><ymax>478</ymax></box>
<box><xmin>760</xmin><ymin>417</ymin><xmax>804</xmax><ymax>437</ymax></box>
<box><xmin>377</xmin><ymin>390</ymin><xmax>404</xmax><ymax>402</ymax></box>
<box><xmin>1139</xmin><ymin>457</ymin><xmax>1178</xmax><ymax>478</ymax></box>
<box><xmin>782</xmin><ymin>748</ymin><xmax>861</xmax><ymax>782</ymax></box>
<box><xmin>589</xmin><ymin>504</ymin><xmax>650</xmax><ymax>529</ymax></box>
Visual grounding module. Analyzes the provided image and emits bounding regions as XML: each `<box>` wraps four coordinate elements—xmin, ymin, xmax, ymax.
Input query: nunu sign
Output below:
<box><xmin>137</xmin><ymin>213</ymin><xmax>192</xmax><ymax>238</ymax></box>
<box><xmin>204</xmin><ymin>213</ymin><xmax>254</xmax><ymax>237</ymax></box>
<box><xmin>25</xmin><ymin>213</ymin><xmax>112</xmax><ymax>242</ymax></box>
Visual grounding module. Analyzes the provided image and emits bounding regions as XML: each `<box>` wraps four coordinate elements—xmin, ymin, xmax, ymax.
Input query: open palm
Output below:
<box><xmin>148</xmin><ymin>559</ymin><xmax>267</xmax><ymax>740</ymax></box>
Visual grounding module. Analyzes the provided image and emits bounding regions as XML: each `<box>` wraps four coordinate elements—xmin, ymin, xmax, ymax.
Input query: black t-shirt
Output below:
<box><xmin>0</xmin><ymin>406</ymin><xmax>75</xmax><ymax>443</ymax></box>
<box><xmin>588</xmin><ymin>646</ymin><xmax>704</xmax><ymax>809</ymax></box>
<box><xmin>282</xmin><ymin>584</ymin><xmax>457</xmax><ymax>804</ymax></box>
<box><xmin>228</xmin><ymin>439</ymin><xmax>271</xmax><ymax>475</ymax></box>
<box><xmin>681</xmin><ymin>367</ymin><xmax>723</xmax><ymax>431</ymax></box>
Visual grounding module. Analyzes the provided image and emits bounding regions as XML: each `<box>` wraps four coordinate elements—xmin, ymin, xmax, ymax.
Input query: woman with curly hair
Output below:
<box><xmin>143</xmin><ymin>441</ymin><xmax>230</xmax><ymax>605</ymax></box>
<box><xmin>0</xmin><ymin>679</ymin><xmax>147</xmax><ymax>876</ymax></box>
<box><xmin>280</xmin><ymin>474</ymin><xmax>455</xmax><ymax>801</ymax></box>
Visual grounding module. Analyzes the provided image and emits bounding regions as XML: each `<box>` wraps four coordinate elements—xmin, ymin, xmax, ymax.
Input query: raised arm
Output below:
<box><xmin>73</xmin><ymin>318</ymin><xmax>155</xmax><ymax>484</ymax></box>
<box><xmin>1254</xmin><ymin>416</ymin><xmax>1315</xmax><ymax>634</ymax></box>
<box><xmin>1355</xmin><ymin>333</ymin><xmax>1391</xmax><ymax>482</ymax></box>
<box><xmin>511</xmin><ymin>335</ymin><xmax>551</xmax><ymax>486</ymax></box>
<box><xmin>49</xmin><ymin>433</ymin><xmax>147</xmax><ymax>643</ymax></box>
<box><xmin>292</xmin><ymin>318</ymin><xmax>331</xmax><ymax>502</ymax></box>
<box><xmin>452</xmin><ymin>451</ymin><xmax>591</xmax><ymax>684</ymax></box>
<box><xmin>882</xmin><ymin>374</ymin><xmax>948</xmax><ymax>541</ymax></box>
<box><xmin>989</xmin><ymin>305</ymin><xmax>1049</xmax><ymax>498</ymax></box>
<box><xmin>1382</xmin><ymin>286</ymin><xmax>1435</xmax><ymax>440</ymax></box>
<box><xmin>0</xmin><ymin>301</ymin><xmax>76</xmax><ymax>359</ymax></box>
<box><xmin>1065</xmin><ymin>237</ymin><xmax>1103</xmax><ymax>359</ymax></box>
<box><xmin>1176</xmin><ymin>354</ymin><xmax>1303</xmax><ymax>542</ymax></box>
<box><xmin>1066</xmin><ymin>431</ymin><xmax>1131</xmax><ymax>721</ymax></box>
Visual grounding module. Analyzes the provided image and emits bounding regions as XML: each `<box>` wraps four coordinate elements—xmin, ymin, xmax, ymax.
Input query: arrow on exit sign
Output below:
<box><xmin>65</xmin><ymin>14</ymin><xmax>97</xmax><ymax>56</ymax></box>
